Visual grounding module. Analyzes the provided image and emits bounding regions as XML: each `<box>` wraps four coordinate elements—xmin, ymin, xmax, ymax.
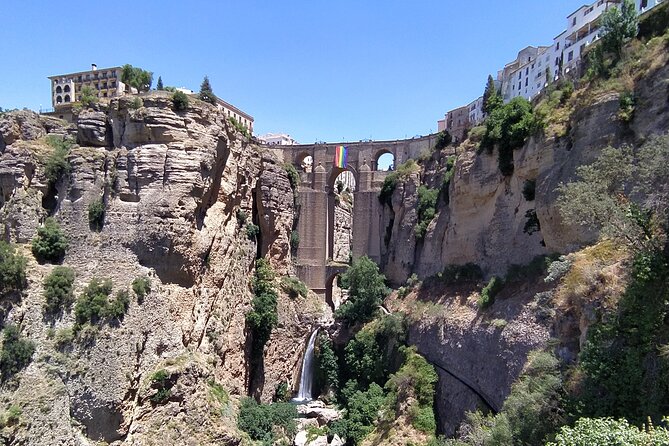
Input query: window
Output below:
<box><xmin>56</xmin><ymin>96</ymin><xmax>62</xmax><ymax>104</ymax></box>
<box><xmin>518</xmin><ymin>72</ymin><xmax>522</xmax><ymax>80</ymax></box>
<box><xmin>531</xmin><ymin>63</ymin><xmax>535</xmax><ymax>69</ymax></box>
<box><xmin>64</xmin><ymin>85</ymin><xmax>70</xmax><ymax>92</ymax></box>
<box><xmin>526</xmin><ymin>67</ymin><xmax>529</xmax><ymax>75</ymax></box>
<box><xmin>56</xmin><ymin>86</ymin><xmax>62</xmax><ymax>94</ymax></box>
<box><xmin>95</xmin><ymin>83</ymin><xmax>99</xmax><ymax>90</ymax></box>
<box><xmin>556</xmin><ymin>42</ymin><xmax>560</xmax><ymax>50</ymax></box>
<box><xmin>78</xmin><ymin>75</ymin><xmax>82</xmax><ymax>82</ymax></box>
<box><xmin>111</xmin><ymin>70</ymin><xmax>116</xmax><ymax>77</ymax></box>
<box><xmin>518</xmin><ymin>81</ymin><xmax>522</xmax><ymax>90</ymax></box>
<box><xmin>568</xmin><ymin>51</ymin><xmax>574</xmax><ymax>61</ymax></box>
<box><xmin>64</xmin><ymin>95</ymin><xmax>70</xmax><ymax>102</ymax></box>
<box><xmin>525</xmin><ymin>78</ymin><xmax>528</xmax><ymax>87</ymax></box>
<box><xmin>572</xmin><ymin>17</ymin><xmax>577</xmax><ymax>26</ymax></box>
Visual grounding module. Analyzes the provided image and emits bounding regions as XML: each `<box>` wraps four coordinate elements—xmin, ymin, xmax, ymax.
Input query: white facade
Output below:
<box><xmin>258</xmin><ymin>133</ymin><xmax>297</xmax><ymax>145</ymax></box>
<box><xmin>467</xmin><ymin>96</ymin><xmax>485</xmax><ymax>126</ymax></box>
<box><xmin>499</xmin><ymin>46</ymin><xmax>551</xmax><ymax>102</ymax></box>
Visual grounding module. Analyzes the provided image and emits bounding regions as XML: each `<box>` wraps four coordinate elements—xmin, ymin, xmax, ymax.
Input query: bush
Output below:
<box><xmin>44</xmin><ymin>135</ymin><xmax>72</xmax><ymax>187</ymax></box>
<box><xmin>229</xmin><ymin>116</ymin><xmax>250</xmax><ymax>137</ymax></box>
<box><xmin>434</xmin><ymin>130</ymin><xmax>452</xmax><ymax>151</ymax></box>
<box><xmin>522</xmin><ymin>179</ymin><xmax>536</xmax><ymax>201</ymax></box>
<box><xmin>505</xmin><ymin>254</ymin><xmax>558</xmax><ymax>283</ymax></box>
<box><xmin>480</xmin><ymin>97</ymin><xmax>542</xmax><ymax>176</ymax></box>
<box><xmin>544</xmin><ymin>256</ymin><xmax>572</xmax><ymax>283</ymax></box>
<box><xmin>79</xmin><ymin>86</ymin><xmax>98</xmax><ymax>109</ymax></box>
<box><xmin>330</xmin><ymin>383</ymin><xmax>386</xmax><ymax>445</ymax></box>
<box><xmin>618</xmin><ymin>91</ymin><xmax>635</xmax><ymax>122</ymax></box>
<box><xmin>410</xmin><ymin>405</ymin><xmax>437</xmax><ymax>433</ymax></box>
<box><xmin>150</xmin><ymin>369</ymin><xmax>172</xmax><ymax>404</ymax></box>
<box><xmin>74</xmin><ymin>278</ymin><xmax>113</xmax><ymax>325</ymax></box>
<box><xmin>0</xmin><ymin>241</ymin><xmax>27</xmax><ymax>296</ymax></box>
<box><xmin>31</xmin><ymin>218</ymin><xmax>68</xmax><ymax>263</ymax></box>
<box><xmin>236</xmin><ymin>209</ymin><xmax>248</xmax><ymax>226</ymax></box>
<box><xmin>129</xmin><ymin>97</ymin><xmax>143</xmax><ymax>110</ymax></box>
<box><xmin>523</xmin><ymin>209</ymin><xmax>541</xmax><ymax>235</ymax></box>
<box><xmin>315</xmin><ymin>333</ymin><xmax>340</xmax><ymax>396</ymax></box>
<box><xmin>378</xmin><ymin>160</ymin><xmax>420</xmax><ymax>206</ymax></box>
<box><xmin>88</xmin><ymin>198</ymin><xmax>105</xmax><ymax>231</ymax></box>
<box><xmin>438</xmin><ymin>263</ymin><xmax>483</xmax><ymax>284</ymax></box>
<box><xmin>121</xmin><ymin>64</ymin><xmax>153</xmax><ymax>92</ymax></box>
<box><xmin>283</xmin><ymin>163</ymin><xmax>300</xmax><ymax>191</ymax></box>
<box><xmin>440</xmin><ymin>156</ymin><xmax>457</xmax><ymax>203</ymax></box>
<box><xmin>43</xmin><ymin>266</ymin><xmax>75</xmax><ymax>313</ymax></box>
<box><xmin>237</xmin><ymin>398</ymin><xmax>298</xmax><ymax>444</ymax></box>
<box><xmin>53</xmin><ymin>327</ymin><xmax>75</xmax><ymax>349</ymax></box>
<box><xmin>0</xmin><ymin>405</ymin><xmax>22</xmax><ymax>427</ymax></box>
<box><xmin>478</xmin><ymin>276</ymin><xmax>503</xmax><ymax>309</ymax></box>
<box><xmin>335</xmin><ymin>256</ymin><xmax>389</xmax><ymax>326</ymax></box>
<box><xmin>0</xmin><ymin>325</ymin><xmax>35</xmax><ymax>380</ymax></box>
<box><xmin>415</xmin><ymin>186</ymin><xmax>439</xmax><ymax>240</ymax></box>
<box><xmin>172</xmin><ymin>91</ymin><xmax>189</xmax><ymax>111</ymax></box>
<box><xmin>103</xmin><ymin>289</ymin><xmax>130</xmax><ymax>320</ymax></box>
<box><xmin>547</xmin><ymin>417</ymin><xmax>669</xmax><ymax>446</ymax></box>
<box><xmin>132</xmin><ymin>276</ymin><xmax>151</xmax><ymax>302</ymax></box>
<box><xmin>280</xmin><ymin>276</ymin><xmax>307</xmax><ymax>299</ymax></box>
<box><xmin>246</xmin><ymin>259</ymin><xmax>278</xmax><ymax>354</ymax></box>
<box><xmin>246</xmin><ymin>223</ymin><xmax>260</xmax><ymax>240</ymax></box>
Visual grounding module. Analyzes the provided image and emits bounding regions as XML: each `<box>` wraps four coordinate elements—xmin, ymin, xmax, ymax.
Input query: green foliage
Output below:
<box><xmin>44</xmin><ymin>135</ymin><xmax>73</xmax><ymax>187</ymax></box>
<box><xmin>129</xmin><ymin>97</ymin><xmax>143</xmax><ymax>110</ymax></box>
<box><xmin>290</xmin><ymin>231</ymin><xmax>300</xmax><ymax>251</ymax></box>
<box><xmin>482</xmin><ymin>74</ymin><xmax>502</xmax><ymax>115</ymax></box>
<box><xmin>480</xmin><ymin>97</ymin><xmax>542</xmax><ymax>176</ymax></box>
<box><xmin>31</xmin><ymin>218</ymin><xmax>68</xmax><ymax>263</ymax></box>
<box><xmin>171</xmin><ymin>91</ymin><xmax>189</xmax><ymax>111</ymax></box>
<box><xmin>618</xmin><ymin>91</ymin><xmax>635</xmax><ymax>123</ymax></box>
<box><xmin>523</xmin><ymin>209</ymin><xmax>541</xmax><ymax>235</ymax></box>
<box><xmin>156</xmin><ymin>76</ymin><xmax>164</xmax><ymax>90</ymax></box>
<box><xmin>228</xmin><ymin>116</ymin><xmax>249</xmax><ymax>137</ymax></box>
<box><xmin>246</xmin><ymin>259</ymin><xmax>278</xmax><ymax>354</ymax></box>
<box><xmin>455</xmin><ymin>351</ymin><xmax>565</xmax><ymax>446</ymax></box>
<box><xmin>335</xmin><ymin>256</ymin><xmax>389</xmax><ymax>326</ymax></box>
<box><xmin>0</xmin><ymin>325</ymin><xmax>35</xmax><ymax>380</ymax></box>
<box><xmin>283</xmin><ymin>163</ymin><xmax>300</xmax><ymax>191</ymax></box>
<box><xmin>315</xmin><ymin>333</ymin><xmax>340</xmax><ymax>396</ymax></box>
<box><xmin>104</xmin><ymin>289</ymin><xmax>130</xmax><ymax>320</ymax></box>
<box><xmin>43</xmin><ymin>266</ymin><xmax>75</xmax><ymax>313</ymax></box>
<box><xmin>237</xmin><ymin>398</ymin><xmax>298</xmax><ymax>444</ymax></box>
<box><xmin>79</xmin><ymin>86</ymin><xmax>98</xmax><ymax>108</ymax></box>
<box><xmin>0</xmin><ymin>405</ymin><xmax>22</xmax><ymax>427</ymax></box>
<box><xmin>245</xmin><ymin>223</ymin><xmax>260</xmax><ymax>240</ymax></box>
<box><xmin>53</xmin><ymin>327</ymin><xmax>74</xmax><ymax>349</ymax></box>
<box><xmin>441</xmin><ymin>156</ymin><xmax>457</xmax><ymax>203</ymax></box>
<box><xmin>0</xmin><ymin>241</ymin><xmax>27</xmax><ymax>296</ymax></box>
<box><xmin>198</xmin><ymin>76</ymin><xmax>217</xmax><ymax>104</ymax></box>
<box><xmin>601</xmin><ymin>0</ymin><xmax>639</xmax><ymax>60</ymax></box>
<box><xmin>280</xmin><ymin>276</ymin><xmax>307</xmax><ymax>299</ymax></box>
<box><xmin>522</xmin><ymin>179</ymin><xmax>536</xmax><ymax>201</ymax></box>
<box><xmin>88</xmin><ymin>198</ymin><xmax>105</xmax><ymax>231</ymax></box>
<box><xmin>575</xmin><ymin>251</ymin><xmax>669</xmax><ymax>424</ymax></box>
<box><xmin>434</xmin><ymin>130</ymin><xmax>452</xmax><ymax>151</ymax></box>
<box><xmin>505</xmin><ymin>254</ymin><xmax>558</xmax><ymax>283</ymax></box>
<box><xmin>121</xmin><ymin>64</ymin><xmax>153</xmax><ymax>92</ymax></box>
<box><xmin>410</xmin><ymin>406</ymin><xmax>437</xmax><ymax>434</ymax></box>
<box><xmin>131</xmin><ymin>276</ymin><xmax>151</xmax><ymax>302</ymax></box>
<box><xmin>379</xmin><ymin>160</ymin><xmax>420</xmax><ymax>206</ymax></box>
<box><xmin>415</xmin><ymin>186</ymin><xmax>439</xmax><ymax>239</ymax></box>
<box><xmin>547</xmin><ymin>417</ymin><xmax>669</xmax><ymax>446</ymax></box>
<box><xmin>236</xmin><ymin>209</ymin><xmax>248</xmax><ymax>226</ymax></box>
<box><xmin>273</xmin><ymin>381</ymin><xmax>291</xmax><ymax>402</ymax></box>
<box><xmin>330</xmin><ymin>383</ymin><xmax>386</xmax><ymax>445</ymax></box>
<box><xmin>150</xmin><ymin>369</ymin><xmax>172</xmax><ymax>404</ymax></box>
<box><xmin>478</xmin><ymin>276</ymin><xmax>503</xmax><ymax>309</ymax></box>
<box><xmin>73</xmin><ymin>278</ymin><xmax>113</xmax><ymax>325</ymax></box>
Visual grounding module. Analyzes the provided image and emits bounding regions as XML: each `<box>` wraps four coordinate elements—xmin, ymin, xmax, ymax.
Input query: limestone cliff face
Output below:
<box><xmin>0</xmin><ymin>95</ymin><xmax>325</xmax><ymax>445</ymax></box>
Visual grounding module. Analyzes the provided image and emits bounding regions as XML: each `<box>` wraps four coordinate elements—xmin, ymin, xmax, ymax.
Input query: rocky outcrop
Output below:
<box><xmin>0</xmin><ymin>93</ymin><xmax>325</xmax><ymax>445</ymax></box>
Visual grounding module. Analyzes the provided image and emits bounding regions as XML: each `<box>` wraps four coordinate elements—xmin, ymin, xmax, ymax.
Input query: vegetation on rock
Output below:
<box><xmin>44</xmin><ymin>135</ymin><xmax>73</xmax><ymax>187</ymax></box>
<box><xmin>198</xmin><ymin>76</ymin><xmax>217</xmax><ymax>105</ymax></box>
<box><xmin>280</xmin><ymin>276</ymin><xmax>307</xmax><ymax>299</ymax></box>
<box><xmin>88</xmin><ymin>198</ymin><xmax>105</xmax><ymax>231</ymax></box>
<box><xmin>121</xmin><ymin>64</ymin><xmax>153</xmax><ymax>92</ymax></box>
<box><xmin>415</xmin><ymin>186</ymin><xmax>439</xmax><ymax>239</ymax></box>
<box><xmin>43</xmin><ymin>266</ymin><xmax>75</xmax><ymax>313</ymax></box>
<box><xmin>0</xmin><ymin>241</ymin><xmax>27</xmax><ymax>296</ymax></box>
<box><xmin>31</xmin><ymin>218</ymin><xmax>68</xmax><ymax>263</ymax></box>
<box><xmin>0</xmin><ymin>325</ymin><xmax>35</xmax><ymax>381</ymax></box>
<box><xmin>237</xmin><ymin>398</ymin><xmax>298</xmax><ymax>444</ymax></box>
<box><xmin>335</xmin><ymin>256</ymin><xmax>389</xmax><ymax>326</ymax></box>
<box><xmin>171</xmin><ymin>91</ymin><xmax>189</xmax><ymax>111</ymax></box>
<box><xmin>246</xmin><ymin>259</ymin><xmax>278</xmax><ymax>354</ymax></box>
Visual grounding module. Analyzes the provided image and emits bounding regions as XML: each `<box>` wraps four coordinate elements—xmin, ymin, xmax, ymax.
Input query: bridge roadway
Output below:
<box><xmin>262</xmin><ymin>134</ymin><xmax>454</xmax><ymax>297</ymax></box>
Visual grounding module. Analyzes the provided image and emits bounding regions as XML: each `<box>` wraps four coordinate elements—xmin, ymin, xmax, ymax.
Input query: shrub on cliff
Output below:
<box><xmin>88</xmin><ymin>198</ymin><xmax>105</xmax><ymax>231</ymax></box>
<box><xmin>378</xmin><ymin>160</ymin><xmax>420</xmax><ymax>206</ymax></box>
<box><xmin>0</xmin><ymin>241</ymin><xmax>27</xmax><ymax>296</ymax></box>
<box><xmin>43</xmin><ymin>266</ymin><xmax>75</xmax><ymax>313</ymax></box>
<box><xmin>0</xmin><ymin>325</ymin><xmax>35</xmax><ymax>380</ymax></box>
<box><xmin>415</xmin><ymin>186</ymin><xmax>439</xmax><ymax>240</ymax></box>
<box><xmin>246</xmin><ymin>259</ymin><xmax>278</xmax><ymax>354</ymax></box>
<box><xmin>121</xmin><ymin>64</ymin><xmax>153</xmax><ymax>92</ymax></box>
<box><xmin>547</xmin><ymin>417</ymin><xmax>669</xmax><ymax>446</ymax></box>
<box><xmin>31</xmin><ymin>218</ymin><xmax>68</xmax><ymax>263</ymax></box>
<box><xmin>335</xmin><ymin>256</ymin><xmax>389</xmax><ymax>326</ymax></box>
<box><xmin>478</xmin><ymin>276</ymin><xmax>503</xmax><ymax>309</ymax></box>
<box><xmin>132</xmin><ymin>276</ymin><xmax>151</xmax><ymax>302</ymax></box>
<box><xmin>74</xmin><ymin>278</ymin><xmax>113</xmax><ymax>325</ymax></box>
<box><xmin>330</xmin><ymin>383</ymin><xmax>386</xmax><ymax>445</ymax></box>
<box><xmin>280</xmin><ymin>276</ymin><xmax>307</xmax><ymax>299</ymax></box>
<box><xmin>44</xmin><ymin>135</ymin><xmax>72</xmax><ymax>187</ymax></box>
<box><xmin>172</xmin><ymin>91</ymin><xmax>189</xmax><ymax>111</ymax></box>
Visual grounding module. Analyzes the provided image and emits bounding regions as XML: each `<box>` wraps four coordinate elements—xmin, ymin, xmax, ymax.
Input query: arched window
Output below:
<box><xmin>63</xmin><ymin>85</ymin><xmax>71</xmax><ymax>93</ymax></box>
<box><xmin>56</xmin><ymin>86</ymin><xmax>62</xmax><ymax>94</ymax></box>
<box><xmin>56</xmin><ymin>96</ymin><xmax>62</xmax><ymax>104</ymax></box>
<box><xmin>63</xmin><ymin>95</ymin><xmax>70</xmax><ymax>103</ymax></box>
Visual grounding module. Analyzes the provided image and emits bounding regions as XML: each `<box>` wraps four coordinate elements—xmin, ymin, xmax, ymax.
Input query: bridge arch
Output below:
<box><xmin>373</xmin><ymin>149</ymin><xmax>395</xmax><ymax>172</ymax></box>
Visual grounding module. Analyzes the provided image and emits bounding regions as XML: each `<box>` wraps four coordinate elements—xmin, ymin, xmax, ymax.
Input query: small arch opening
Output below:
<box><xmin>56</xmin><ymin>86</ymin><xmax>62</xmax><ymax>94</ymax></box>
<box><xmin>375</xmin><ymin>151</ymin><xmax>395</xmax><ymax>171</ymax></box>
<box><xmin>296</xmin><ymin>153</ymin><xmax>313</xmax><ymax>173</ymax></box>
<box><xmin>63</xmin><ymin>95</ymin><xmax>70</xmax><ymax>103</ymax></box>
<box><xmin>56</xmin><ymin>96</ymin><xmax>62</xmax><ymax>104</ymax></box>
<box><xmin>63</xmin><ymin>85</ymin><xmax>71</xmax><ymax>93</ymax></box>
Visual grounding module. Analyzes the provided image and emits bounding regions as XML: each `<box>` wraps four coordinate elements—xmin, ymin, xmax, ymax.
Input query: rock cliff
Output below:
<box><xmin>0</xmin><ymin>94</ymin><xmax>326</xmax><ymax>445</ymax></box>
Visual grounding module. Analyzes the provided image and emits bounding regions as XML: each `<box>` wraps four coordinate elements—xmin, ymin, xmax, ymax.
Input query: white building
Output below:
<box><xmin>258</xmin><ymin>133</ymin><xmax>297</xmax><ymax>145</ymax></box>
<box><xmin>467</xmin><ymin>96</ymin><xmax>485</xmax><ymax>126</ymax></box>
<box><xmin>499</xmin><ymin>46</ymin><xmax>551</xmax><ymax>102</ymax></box>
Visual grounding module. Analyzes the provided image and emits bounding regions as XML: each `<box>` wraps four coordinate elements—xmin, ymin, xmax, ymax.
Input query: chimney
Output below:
<box><xmin>91</xmin><ymin>64</ymin><xmax>97</xmax><ymax>71</ymax></box>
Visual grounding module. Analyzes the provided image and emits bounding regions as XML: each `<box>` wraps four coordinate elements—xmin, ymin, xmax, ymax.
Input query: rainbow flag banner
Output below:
<box><xmin>334</xmin><ymin>145</ymin><xmax>348</xmax><ymax>169</ymax></box>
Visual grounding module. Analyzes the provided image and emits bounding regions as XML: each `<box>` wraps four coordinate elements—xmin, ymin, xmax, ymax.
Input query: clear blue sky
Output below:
<box><xmin>0</xmin><ymin>1</ymin><xmax>588</xmax><ymax>143</ymax></box>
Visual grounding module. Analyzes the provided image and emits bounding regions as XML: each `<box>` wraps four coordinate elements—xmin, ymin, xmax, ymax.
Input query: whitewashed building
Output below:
<box><xmin>467</xmin><ymin>96</ymin><xmax>485</xmax><ymax>126</ymax></box>
<box><xmin>258</xmin><ymin>133</ymin><xmax>297</xmax><ymax>145</ymax></box>
<box><xmin>499</xmin><ymin>46</ymin><xmax>551</xmax><ymax>102</ymax></box>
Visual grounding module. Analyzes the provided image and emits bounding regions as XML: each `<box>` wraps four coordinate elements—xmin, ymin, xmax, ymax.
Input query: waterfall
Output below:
<box><xmin>295</xmin><ymin>329</ymin><xmax>319</xmax><ymax>402</ymax></box>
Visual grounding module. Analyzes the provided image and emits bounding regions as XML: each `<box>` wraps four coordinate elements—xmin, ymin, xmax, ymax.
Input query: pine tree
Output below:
<box><xmin>199</xmin><ymin>76</ymin><xmax>217</xmax><ymax>105</ymax></box>
<box><xmin>156</xmin><ymin>76</ymin><xmax>163</xmax><ymax>90</ymax></box>
<box><xmin>482</xmin><ymin>75</ymin><xmax>501</xmax><ymax>115</ymax></box>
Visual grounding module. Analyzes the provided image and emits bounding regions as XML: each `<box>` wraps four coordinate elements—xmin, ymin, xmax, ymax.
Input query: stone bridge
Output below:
<box><xmin>265</xmin><ymin>134</ymin><xmax>448</xmax><ymax>297</ymax></box>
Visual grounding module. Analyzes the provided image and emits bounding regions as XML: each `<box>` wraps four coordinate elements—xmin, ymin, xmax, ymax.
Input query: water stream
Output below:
<box><xmin>294</xmin><ymin>329</ymin><xmax>319</xmax><ymax>402</ymax></box>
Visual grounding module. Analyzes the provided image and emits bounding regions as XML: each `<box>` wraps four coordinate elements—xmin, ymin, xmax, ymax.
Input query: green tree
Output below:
<box><xmin>74</xmin><ymin>278</ymin><xmax>113</xmax><ymax>325</ymax></box>
<box><xmin>79</xmin><ymin>86</ymin><xmax>98</xmax><ymax>108</ymax></box>
<box><xmin>237</xmin><ymin>398</ymin><xmax>298</xmax><ymax>444</ymax></box>
<box><xmin>0</xmin><ymin>241</ymin><xmax>27</xmax><ymax>296</ymax></box>
<box><xmin>172</xmin><ymin>91</ymin><xmax>189</xmax><ymax>111</ymax></box>
<box><xmin>156</xmin><ymin>76</ymin><xmax>164</xmax><ymax>90</ymax></box>
<box><xmin>88</xmin><ymin>198</ymin><xmax>105</xmax><ymax>231</ymax></box>
<box><xmin>600</xmin><ymin>0</ymin><xmax>638</xmax><ymax>60</ymax></box>
<box><xmin>246</xmin><ymin>259</ymin><xmax>278</xmax><ymax>354</ymax></box>
<box><xmin>335</xmin><ymin>256</ymin><xmax>389</xmax><ymax>326</ymax></box>
<box><xmin>482</xmin><ymin>75</ymin><xmax>501</xmax><ymax>115</ymax></box>
<box><xmin>121</xmin><ymin>64</ymin><xmax>153</xmax><ymax>93</ymax></box>
<box><xmin>43</xmin><ymin>266</ymin><xmax>75</xmax><ymax>313</ymax></box>
<box><xmin>44</xmin><ymin>135</ymin><xmax>72</xmax><ymax>187</ymax></box>
<box><xmin>31</xmin><ymin>218</ymin><xmax>68</xmax><ymax>263</ymax></box>
<box><xmin>0</xmin><ymin>325</ymin><xmax>35</xmax><ymax>380</ymax></box>
<box><xmin>199</xmin><ymin>76</ymin><xmax>217</xmax><ymax>105</ymax></box>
